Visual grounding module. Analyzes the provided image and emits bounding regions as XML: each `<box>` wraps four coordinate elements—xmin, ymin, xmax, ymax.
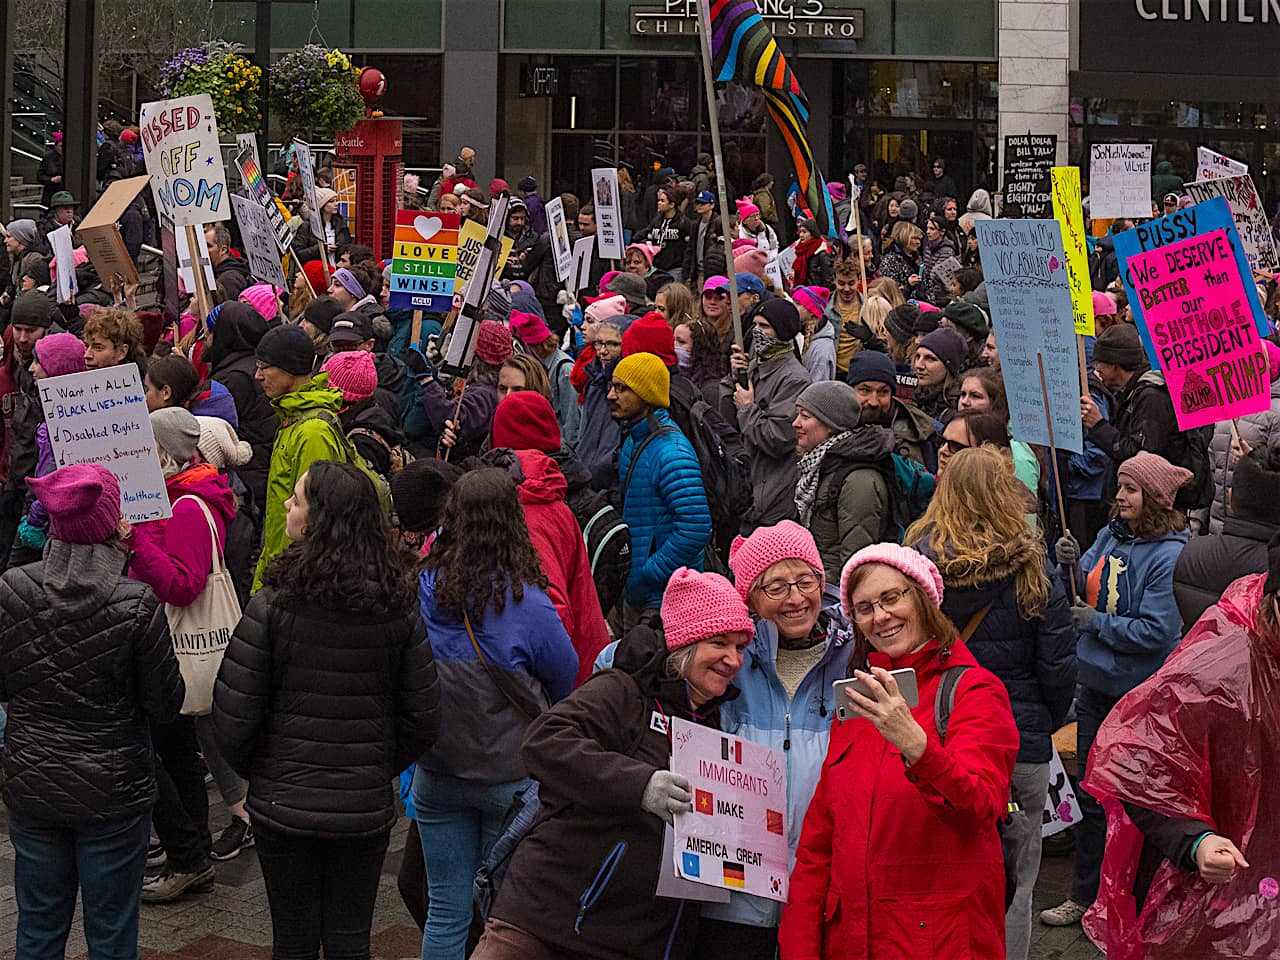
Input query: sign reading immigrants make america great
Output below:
<box><xmin>631</xmin><ymin>0</ymin><xmax>865</xmax><ymax>37</ymax></box>
<box><xmin>1080</xmin><ymin>0</ymin><xmax>1280</xmax><ymax>76</ymax></box>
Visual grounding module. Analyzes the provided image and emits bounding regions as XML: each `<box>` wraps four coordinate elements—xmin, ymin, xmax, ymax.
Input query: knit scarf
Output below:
<box><xmin>791</xmin><ymin>235</ymin><xmax>825</xmax><ymax>286</ymax></box>
<box><xmin>794</xmin><ymin>431</ymin><xmax>850</xmax><ymax>525</ymax></box>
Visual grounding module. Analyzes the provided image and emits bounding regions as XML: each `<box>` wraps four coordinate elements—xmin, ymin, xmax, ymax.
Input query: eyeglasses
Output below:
<box><xmin>942</xmin><ymin>437</ymin><xmax>971</xmax><ymax>454</ymax></box>
<box><xmin>609</xmin><ymin>381</ymin><xmax>632</xmax><ymax>393</ymax></box>
<box><xmin>757</xmin><ymin>574</ymin><xmax>821</xmax><ymax>600</ymax></box>
<box><xmin>595</xmin><ymin>339</ymin><xmax>622</xmax><ymax>351</ymax></box>
<box><xmin>850</xmin><ymin>588</ymin><xmax>911</xmax><ymax>622</ymax></box>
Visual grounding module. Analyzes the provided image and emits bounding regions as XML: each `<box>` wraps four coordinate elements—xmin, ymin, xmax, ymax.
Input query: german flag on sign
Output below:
<box><xmin>722</xmin><ymin>862</ymin><xmax>745</xmax><ymax>888</ymax></box>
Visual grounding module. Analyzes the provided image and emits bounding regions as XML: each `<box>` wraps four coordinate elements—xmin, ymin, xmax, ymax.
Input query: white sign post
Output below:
<box><xmin>1088</xmin><ymin>143</ymin><xmax>1153</xmax><ymax>219</ymax></box>
<box><xmin>670</xmin><ymin>718</ymin><xmax>790</xmax><ymax>903</ymax></box>
<box><xmin>546</xmin><ymin>197</ymin><xmax>574</xmax><ymax>282</ymax></box>
<box><xmin>590</xmin><ymin>167</ymin><xmax>625</xmax><ymax>260</ymax></box>
<box><xmin>230</xmin><ymin>194</ymin><xmax>288</xmax><ymax>290</ymax></box>
<box><xmin>139</xmin><ymin>94</ymin><xmax>229</xmax><ymax>227</ymax></box>
<box><xmin>39</xmin><ymin>367</ymin><xmax>171</xmax><ymax>523</ymax></box>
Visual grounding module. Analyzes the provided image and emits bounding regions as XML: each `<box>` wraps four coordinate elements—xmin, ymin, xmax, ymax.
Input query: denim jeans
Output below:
<box><xmin>412</xmin><ymin>768</ymin><xmax>530</xmax><ymax>960</ymax></box>
<box><xmin>9</xmin><ymin>811</ymin><xmax>150</xmax><ymax>960</ymax></box>
<box><xmin>1006</xmin><ymin>761</ymin><xmax>1051</xmax><ymax>960</ymax></box>
<box><xmin>1072</xmin><ymin>685</ymin><xmax>1123</xmax><ymax>905</ymax></box>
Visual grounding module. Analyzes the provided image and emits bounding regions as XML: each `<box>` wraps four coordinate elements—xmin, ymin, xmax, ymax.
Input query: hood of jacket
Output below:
<box><xmin>822</xmin><ymin>423</ymin><xmax>894</xmax><ymax>467</ymax></box>
<box><xmin>918</xmin><ymin>532</ymin><xmax>1045</xmax><ymax>592</ymax></box>
<box><xmin>206</xmin><ymin>302</ymin><xmax>268</xmax><ymax>369</ymax></box>
<box><xmin>890</xmin><ymin>396</ymin><xmax>937</xmax><ymax>441</ymax></box>
<box><xmin>344</xmin><ymin>396</ymin><xmax>405</xmax><ymax>446</ymax></box>
<box><xmin>512</xmin><ymin>449</ymin><xmax>567</xmax><ymax>505</ymax></box>
<box><xmin>41</xmin><ymin>540</ymin><xmax>129</xmax><ymax>617</ymax></box>
<box><xmin>966</xmin><ymin>188</ymin><xmax>993</xmax><ymax>218</ymax></box>
<box><xmin>166</xmin><ymin>464</ymin><xmax>237</xmax><ymax>528</ymax></box>
<box><xmin>549</xmin><ymin>445</ymin><xmax>593</xmax><ymax>495</ymax></box>
<box><xmin>272</xmin><ymin>373</ymin><xmax>344</xmax><ymax>421</ymax></box>
<box><xmin>374</xmin><ymin>351</ymin><xmax>407</xmax><ymax>395</ymax></box>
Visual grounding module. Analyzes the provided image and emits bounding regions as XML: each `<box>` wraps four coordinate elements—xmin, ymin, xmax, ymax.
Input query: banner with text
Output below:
<box><xmin>139</xmin><ymin>94</ymin><xmax>229</xmax><ymax>228</ymax></box>
<box><xmin>1051</xmin><ymin>166</ymin><xmax>1095</xmax><ymax>336</ymax></box>
<box><xmin>546</xmin><ymin>197</ymin><xmax>574</xmax><ymax>281</ymax></box>
<box><xmin>39</xmin><ymin>366</ymin><xmax>171</xmax><ymax>523</ymax></box>
<box><xmin>976</xmin><ymin>219</ymin><xmax>1084</xmax><ymax>454</ymax></box>
<box><xmin>1184</xmin><ymin>174</ymin><xmax>1279</xmax><ymax>275</ymax></box>
<box><xmin>671</xmin><ymin>718</ymin><xmax>789</xmax><ymax>903</ymax></box>
<box><xmin>453</xmin><ymin>221</ymin><xmax>514</xmax><ymax>297</ymax></box>
<box><xmin>390</xmin><ymin>211</ymin><xmax>460</xmax><ymax>312</ymax></box>
<box><xmin>1003</xmin><ymin>134</ymin><xmax>1056</xmax><ymax>218</ymax></box>
<box><xmin>1195</xmin><ymin>146</ymin><xmax>1248</xmax><ymax>183</ymax></box>
<box><xmin>235</xmin><ymin>145</ymin><xmax>292</xmax><ymax>254</ymax></box>
<box><xmin>230</xmin><ymin>194</ymin><xmax>288</xmax><ymax>291</ymax></box>
<box><xmin>591</xmin><ymin>167</ymin><xmax>625</xmax><ymax>260</ymax></box>
<box><xmin>293</xmin><ymin>140</ymin><xmax>323</xmax><ymax>239</ymax></box>
<box><xmin>1089</xmin><ymin>143</ymin><xmax>1153</xmax><ymax>219</ymax></box>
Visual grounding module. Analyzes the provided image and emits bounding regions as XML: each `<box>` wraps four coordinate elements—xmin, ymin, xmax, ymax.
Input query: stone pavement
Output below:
<box><xmin>0</xmin><ymin>785</ymin><xmax>1102</xmax><ymax>960</ymax></box>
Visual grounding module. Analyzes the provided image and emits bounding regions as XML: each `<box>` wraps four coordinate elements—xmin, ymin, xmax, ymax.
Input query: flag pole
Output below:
<box><xmin>695</xmin><ymin>0</ymin><xmax>744</xmax><ymax>352</ymax></box>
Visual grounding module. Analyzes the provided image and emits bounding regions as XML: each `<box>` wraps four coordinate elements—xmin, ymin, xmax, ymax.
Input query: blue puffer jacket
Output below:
<box><xmin>617</xmin><ymin>410</ymin><xmax>711</xmax><ymax>609</ymax></box>
<box><xmin>705</xmin><ymin>607</ymin><xmax>851</xmax><ymax>929</ymax></box>
<box><xmin>1069</xmin><ymin>522</ymin><xmax>1189</xmax><ymax>697</ymax></box>
<box><xmin>417</xmin><ymin>570</ymin><xmax>579</xmax><ymax>783</ymax></box>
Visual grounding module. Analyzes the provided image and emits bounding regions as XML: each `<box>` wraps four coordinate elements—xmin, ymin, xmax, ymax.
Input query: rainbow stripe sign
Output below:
<box><xmin>234</xmin><ymin>145</ymin><xmax>292</xmax><ymax>254</ymax></box>
<box><xmin>390</xmin><ymin>210</ymin><xmax>460</xmax><ymax>312</ymax></box>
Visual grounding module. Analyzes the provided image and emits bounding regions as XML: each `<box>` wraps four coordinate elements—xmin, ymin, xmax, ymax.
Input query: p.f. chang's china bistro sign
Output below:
<box><xmin>632</xmin><ymin>0</ymin><xmax>865</xmax><ymax>37</ymax></box>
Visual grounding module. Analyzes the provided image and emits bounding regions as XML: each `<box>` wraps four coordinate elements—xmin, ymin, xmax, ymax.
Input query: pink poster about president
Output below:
<box><xmin>1128</xmin><ymin>227</ymin><xmax>1270</xmax><ymax>430</ymax></box>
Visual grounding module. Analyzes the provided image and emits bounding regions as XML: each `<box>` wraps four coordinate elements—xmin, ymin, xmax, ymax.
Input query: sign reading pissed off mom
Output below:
<box><xmin>139</xmin><ymin>94</ymin><xmax>229</xmax><ymax>228</ymax></box>
<box><xmin>389</xmin><ymin>210</ymin><xmax>460</xmax><ymax>312</ymax></box>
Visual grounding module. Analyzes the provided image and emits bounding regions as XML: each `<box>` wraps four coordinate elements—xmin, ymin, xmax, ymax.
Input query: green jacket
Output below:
<box><xmin>253</xmin><ymin>374</ymin><xmax>349</xmax><ymax>592</ymax></box>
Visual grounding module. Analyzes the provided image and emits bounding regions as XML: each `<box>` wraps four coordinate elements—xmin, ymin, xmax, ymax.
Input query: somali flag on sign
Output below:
<box><xmin>682</xmin><ymin>852</ymin><xmax>701</xmax><ymax>877</ymax></box>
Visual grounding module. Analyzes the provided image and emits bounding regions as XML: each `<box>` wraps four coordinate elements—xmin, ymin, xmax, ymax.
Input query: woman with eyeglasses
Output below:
<box><xmin>694</xmin><ymin>521</ymin><xmax>855</xmax><ymax>960</ymax></box>
<box><xmin>779</xmin><ymin>542</ymin><xmax>1018</xmax><ymax>960</ymax></box>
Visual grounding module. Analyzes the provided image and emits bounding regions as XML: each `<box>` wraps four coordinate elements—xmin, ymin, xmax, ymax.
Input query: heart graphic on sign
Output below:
<box><xmin>1049</xmin><ymin>255</ymin><xmax>1060</xmax><ymax>273</ymax></box>
<box><xmin>414</xmin><ymin>216</ymin><xmax>444</xmax><ymax>242</ymax></box>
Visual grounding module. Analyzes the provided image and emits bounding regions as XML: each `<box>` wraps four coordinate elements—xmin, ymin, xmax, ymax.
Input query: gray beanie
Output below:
<box><xmin>796</xmin><ymin>380</ymin><xmax>862</xmax><ymax>433</ymax></box>
<box><xmin>606</xmin><ymin>271</ymin><xmax>649</xmax><ymax>310</ymax></box>
<box><xmin>4</xmin><ymin>219</ymin><xmax>38</xmax><ymax>249</ymax></box>
<box><xmin>150</xmin><ymin>407</ymin><xmax>201</xmax><ymax>464</ymax></box>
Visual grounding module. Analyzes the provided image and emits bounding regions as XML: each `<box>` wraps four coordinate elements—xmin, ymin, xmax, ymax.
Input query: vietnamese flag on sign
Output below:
<box><xmin>696</xmin><ymin>789</ymin><xmax>715</xmax><ymax>815</ymax></box>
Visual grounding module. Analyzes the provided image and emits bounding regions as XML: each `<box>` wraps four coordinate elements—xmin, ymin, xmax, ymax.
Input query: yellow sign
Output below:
<box><xmin>453</xmin><ymin>220</ymin><xmax>514</xmax><ymax>295</ymax></box>
<box><xmin>394</xmin><ymin>241</ymin><xmax>456</xmax><ymax>262</ymax></box>
<box><xmin>1052</xmin><ymin>166</ymin><xmax>1095</xmax><ymax>336</ymax></box>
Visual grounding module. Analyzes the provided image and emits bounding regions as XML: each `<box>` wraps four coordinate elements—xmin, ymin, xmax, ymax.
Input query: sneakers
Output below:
<box><xmin>146</xmin><ymin>839</ymin><xmax>167</xmax><ymax>870</ymax></box>
<box><xmin>1040</xmin><ymin>898</ymin><xmax>1089</xmax><ymax>926</ymax></box>
<box><xmin>210</xmin><ymin>817</ymin><xmax>254</xmax><ymax>861</ymax></box>
<box><xmin>141</xmin><ymin>864</ymin><xmax>215</xmax><ymax>903</ymax></box>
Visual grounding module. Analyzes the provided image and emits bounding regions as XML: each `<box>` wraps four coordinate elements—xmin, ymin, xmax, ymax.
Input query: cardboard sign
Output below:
<box><xmin>78</xmin><ymin>175</ymin><xmax>150</xmax><ymax>287</ymax></box>
<box><xmin>38</xmin><ymin>366</ymin><xmax>171</xmax><ymax>523</ymax></box>
<box><xmin>1184</xmin><ymin>175</ymin><xmax>1280</xmax><ymax>275</ymax></box>
<box><xmin>1051</xmin><ymin>167</ymin><xmax>1096</xmax><ymax>336</ymax></box>
<box><xmin>546</xmin><ymin>197</ymin><xmax>573</xmax><ymax>282</ymax></box>
<box><xmin>590</xmin><ymin>167</ymin><xmax>625</xmax><ymax>260</ymax></box>
<box><xmin>1119</xmin><ymin>210</ymin><xmax>1270</xmax><ymax>430</ymax></box>
<box><xmin>1089</xmin><ymin>143</ymin><xmax>1153</xmax><ymax>219</ymax></box>
<box><xmin>230</xmin><ymin>194</ymin><xmax>288</xmax><ymax>291</ymax></box>
<box><xmin>174</xmin><ymin>222</ymin><xmax>215</xmax><ymax>295</ymax></box>
<box><xmin>1195</xmin><ymin>146</ymin><xmax>1248</xmax><ymax>183</ymax></box>
<box><xmin>1042</xmin><ymin>746</ymin><xmax>1082</xmax><ymax>839</ymax></box>
<box><xmin>293</xmin><ymin>140</ymin><xmax>323</xmax><ymax>239</ymax></box>
<box><xmin>46</xmin><ymin>226</ymin><xmax>77</xmax><ymax>304</ymax></box>
<box><xmin>670</xmin><ymin>718</ymin><xmax>789</xmax><ymax>903</ymax></box>
<box><xmin>1003</xmin><ymin>134</ymin><xmax>1056</xmax><ymax>218</ymax></box>
<box><xmin>235</xmin><ymin>145</ymin><xmax>292</xmax><ymax>254</ymax></box>
<box><xmin>139</xmin><ymin>94</ymin><xmax>229</xmax><ymax>228</ymax></box>
<box><xmin>453</xmin><ymin>220</ymin><xmax>514</xmax><ymax>296</ymax></box>
<box><xmin>390</xmin><ymin>210</ymin><xmax>460</xmax><ymax>311</ymax></box>
<box><xmin>975</xmin><ymin>219</ymin><xmax>1084</xmax><ymax>454</ymax></box>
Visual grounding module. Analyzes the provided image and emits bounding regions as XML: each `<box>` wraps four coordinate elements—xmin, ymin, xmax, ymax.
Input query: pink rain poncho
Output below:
<box><xmin>1082</xmin><ymin>573</ymin><xmax>1279</xmax><ymax>960</ymax></box>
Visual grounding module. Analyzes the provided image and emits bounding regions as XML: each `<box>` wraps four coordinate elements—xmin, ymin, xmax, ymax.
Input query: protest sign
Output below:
<box><xmin>670</xmin><ymin>717</ymin><xmax>789</xmax><ymax>903</ymax></box>
<box><xmin>334</xmin><ymin>167</ymin><xmax>358</xmax><ymax>240</ymax></box>
<box><xmin>546</xmin><ymin>197</ymin><xmax>573</xmax><ymax>281</ymax></box>
<box><xmin>174</xmin><ymin>223</ymin><xmax>216</xmax><ymax>296</ymax></box>
<box><xmin>569</xmin><ymin>235</ymin><xmax>595</xmax><ymax>297</ymax></box>
<box><xmin>1089</xmin><ymin>143</ymin><xmax>1153</xmax><ymax>219</ymax></box>
<box><xmin>1184</xmin><ymin>175</ymin><xmax>1279</xmax><ymax>275</ymax></box>
<box><xmin>39</xmin><ymin>366</ymin><xmax>171</xmax><ymax>523</ymax></box>
<box><xmin>1195</xmin><ymin>146</ymin><xmax>1248</xmax><ymax>183</ymax></box>
<box><xmin>1051</xmin><ymin>167</ymin><xmax>1095</xmax><ymax>336</ymax></box>
<box><xmin>1042</xmin><ymin>746</ymin><xmax>1082</xmax><ymax>839</ymax></box>
<box><xmin>139</xmin><ymin>94</ymin><xmax>229</xmax><ymax>228</ymax></box>
<box><xmin>46</xmin><ymin>225</ymin><xmax>77</xmax><ymax>304</ymax></box>
<box><xmin>453</xmin><ymin>220</ymin><xmax>513</xmax><ymax>296</ymax></box>
<box><xmin>235</xmin><ymin>133</ymin><xmax>260</xmax><ymax>168</ymax></box>
<box><xmin>657</xmin><ymin>827</ymin><xmax>729</xmax><ymax>902</ymax></box>
<box><xmin>293</xmin><ymin>140</ymin><xmax>323</xmax><ymax>239</ymax></box>
<box><xmin>591</xmin><ymin>167</ymin><xmax>625</xmax><ymax>260</ymax></box>
<box><xmin>235</xmin><ymin>145</ymin><xmax>292</xmax><ymax>254</ymax></box>
<box><xmin>159</xmin><ymin>214</ymin><xmax>181</xmax><ymax>321</ymax></box>
<box><xmin>1117</xmin><ymin>201</ymin><xmax>1270</xmax><ymax>430</ymax></box>
<box><xmin>390</xmin><ymin>210</ymin><xmax>460</xmax><ymax>312</ymax></box>
<box><xmin>230</xmin><ymin>194</ymin><xmax>288</xmax><ymax>291</ymax></box>
<box><xmin>1003</xmin><ymin>134</ymin><xmax>1056</xmax><ymax>217</ymax></box>
<box><xmin>78</xmin><ymin>175</ymin><xmax>149</xmax><ymax>288</ymax></box>
<box><xmin>975</xmin><ymin>219</ymin><xmax>1083</xmax><ymax>454</ymax></box>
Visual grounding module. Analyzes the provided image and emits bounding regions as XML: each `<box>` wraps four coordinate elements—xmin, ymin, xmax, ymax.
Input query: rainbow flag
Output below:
<box><xmin>709</xmin><ymin>0</ymin><xmax>837</xmax><ymax>239</ymax></box>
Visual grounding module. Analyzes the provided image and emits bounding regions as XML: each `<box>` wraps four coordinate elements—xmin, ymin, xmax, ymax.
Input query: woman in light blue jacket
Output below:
<box><xmin>695</xmin><ymin>520</ymin><xmax>852</xmax><ymax>959</ymax></box>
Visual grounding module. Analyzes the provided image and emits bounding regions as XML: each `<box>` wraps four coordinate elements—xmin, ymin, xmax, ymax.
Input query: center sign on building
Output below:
<box><xmin>630</xmin><ymin>0</ymin><xmax>864</xmax><ymax>36</ymax></box>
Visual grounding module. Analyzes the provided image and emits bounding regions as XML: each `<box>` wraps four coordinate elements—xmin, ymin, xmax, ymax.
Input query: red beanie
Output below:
<box><xmin>302</xmin><ymin>260</ymin><xmax>329</xmax><ymax>294</ymax></box>
<box><xmin>491</xmin><ymin>391</ymin><xmax>561</xmax><ymax>454</ymax></box>
<box><xmin>622</xmin><ymin>311</ymin><xmax>676</xmax><ymax>367</ymax></box>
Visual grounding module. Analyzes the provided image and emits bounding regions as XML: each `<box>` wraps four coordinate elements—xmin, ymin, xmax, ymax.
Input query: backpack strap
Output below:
<box><xmin>464</xmin><ymin>612</ymin><xmax>542</xmax><ymax>723</ymax></box>
<box><xmin>621</xmin><ymin>426</ymin><xmax>676</xmax><ymax>504</ymax></box>
<box><xmin>933</xmin><ymin>664</ymin><xmax>972</xmax><ymax>746</ymax></box>
<box><xmin>171</xmin><ymin>495</ymin><xmax>226</xmax><ymax>575</ymax></box>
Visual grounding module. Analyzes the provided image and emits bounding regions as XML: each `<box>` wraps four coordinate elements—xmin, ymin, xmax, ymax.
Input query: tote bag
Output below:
<box><xmin>165</xmin><ymin>496</ymin><xmax>242</xmax><ymax>716</ymax></box>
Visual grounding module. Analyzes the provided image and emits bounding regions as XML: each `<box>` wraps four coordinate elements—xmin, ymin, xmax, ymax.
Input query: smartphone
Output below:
<box><xmin>833</xmin><ymin>668</ymin><xmax>919</xmax><ymax>720</ymax></box>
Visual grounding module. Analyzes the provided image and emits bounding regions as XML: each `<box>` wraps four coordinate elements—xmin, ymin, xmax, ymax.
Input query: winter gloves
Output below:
<box><xmin>1070</xmin><ymin>603</ymin><xmax>1096</xmax><ymax>634</ymax></box>
<box><xmin>1055</xmin><ymin>534</ymin><xmax>1081</xmax><ymax>568</ymax></box>
<box><xmin>641</xmin><ymin>770</ymin><xmax>693</xmax><ymax>825</ymax></box>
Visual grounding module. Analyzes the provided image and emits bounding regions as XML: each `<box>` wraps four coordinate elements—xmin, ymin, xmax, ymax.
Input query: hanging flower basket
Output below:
<box><xmin>269</xmin><ymin>45</ymin><xmax>365</xmax><ymax>138</ymax></box>
<box><xmin>159</xmin><ymin>43</ymin><xmax>262</xmax><ymax>136</ymax></box>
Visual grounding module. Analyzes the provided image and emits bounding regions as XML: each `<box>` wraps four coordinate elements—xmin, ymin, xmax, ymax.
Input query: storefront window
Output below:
<box><xmin>618</xmin><ymin>58</ymin><xmax>699</xmax><ymax>131</ymax></box>
<box><xmin>551</xmin><ymin>58</ymin><xmax>617</xmax><ymax>130</ymax></box>
<box><xmin>864</xmin><ymin>63</ymin><xmax>977</xmax><ymax>120</ymax></box>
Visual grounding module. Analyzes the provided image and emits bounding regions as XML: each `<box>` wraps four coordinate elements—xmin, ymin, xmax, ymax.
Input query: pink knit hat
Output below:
<box><xmin>240</xmin><ymin>283</ymin><xmax>280</xmax><ymax>323</ymax></box>
<box><xmin>584</xmin><ymin>295</ymin><xmax>627</xmax><ymax>323</ymax></box>
<box><xmin>474</xmin><ymin>320</ymin><xmax>514</xmax><ymax>365</ymax></box>
<box><xmin>624</xmin><ymin>243</ymin><xmax>660</xmax><ymax>268</ymax></box>
<box><xmin>728</xmin><ymin>520</ymin><xmax>824</xmax><ymax>602</ymax></box>
<box><xmin>1117</xmin><ymin>451</ymin><xmax>1193</xmax><ymax>511</ymax></box>
<box><xmin>792</xmin><ymin>286</ymin><xmax>830</xmax><ymax>318</ymax></box>
<box><xmin>33</xmin><ymin>332</ymin><xmax>87</xmax><ymax>378</ymax></box>
<box><xmin>321</xmin><ymin>350</ymin><xmax>378</xmax><ymax>403</ymax></box>
<box><xmin>840</xmin><ymin>543</ymin><xmax>944</xmax><ymax>617</ymax></box>
<box><xmin>1091</xmin><ymin>290</ymin><xmax>1117</xmax><ymax>317</ymax></box>
<box><xmin>735</xmin><ymin>197</ymin><xmax>761</xmax><ymax>219</ymax></box>
<box><xmin>661</xmin><ymin>567</ymin><xmax>754</xmax><ymax>650</ymax></box>
<box><xmin>510</xmin><ymin>310</ymin><xmax>552</xmax><ymax>347</ymax></box>
<box><xmin>27</xmin><ymin>463</ymin><xmax>121</xmax><ymax>545</ymax></box>
<box><xmin>1266</xmin><ymin>340</ymin><xmax>1280</xmax><ymax>382</ymax></box>
<box><xmin>731</xmin><ymin>238</ymin><xmax>756</xmax><ymax>255</ymax></box>
<box><xmin>734</xmin><ymin>248</ymin><xmax>769</xmax><ymax>279</ymax></box>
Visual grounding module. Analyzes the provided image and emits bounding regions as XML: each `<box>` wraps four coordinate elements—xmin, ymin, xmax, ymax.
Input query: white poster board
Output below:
<box><xmin>230</xmin><ymin>194</ymin><xmax>289</xmax><ymax>290</ymax></box>
<box><xmin>1089</xmin><ymin>143</ymin><xmax>1153</xmax><ymax>219</ymax></box>
<box><xmin>569</xmin><ymin>235</ymin><xmax>595</xmax><ymax>297</ymax></box>
<box><xmin>1183</xmin><ymin>175</ymin><xmax>1280</xmax><ymax>275</ymax></box>
<box><xmin>293</xmin><ymin>140</ymin><xmax>324</xmax><ymax>239</ymax></box>
<box><xmin>174</xmin><ymin>223</ymin><xmax>216</xmax><ymax>295</ymax></box>
<box><xmin>39</xmin><ymin>366</ymin><xmax>172</xmax><ymax>523</ymax></box>
<box><xmin>1042</xmin><ymin>746</ymin><xmax>1083</xmax><ymax>838</ymax></box>
<box><xmin>670</xmin><ymin>717</ymin><xmax>790</xmax><ymax>903</ymax></box>
<box><xmin>546</xmin><ymin>197</ymin><xmax>573</xmax><ymax>282</ymax></box>
<box><xmin>590</xmin><ymin>167</ymin><xmax>625</xmax><ymax>261</ymax></box>
<box><xmin>1195</xmin><ymin>146</ymin><xmax>1248</xmax><ymax>183</ymax></box>
<box><xmin>46</xmin><ymin>225</ymin><xmax>77</xmax><ymax>304</ymax></box>
<box><xmin>139</xmin><ymin>94</ymin><xmax>229</xmax><ymax>228</ymax></box>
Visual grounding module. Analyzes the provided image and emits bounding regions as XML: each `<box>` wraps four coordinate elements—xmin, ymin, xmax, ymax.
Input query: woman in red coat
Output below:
<box><xmin>779</xmin><ymin>542</ymin><xmax>1018</xmax><ymax>960</ymax></box>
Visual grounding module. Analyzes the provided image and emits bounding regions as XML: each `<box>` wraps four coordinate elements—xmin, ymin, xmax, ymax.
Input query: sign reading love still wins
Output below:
<box><xmin>389</xmin><ymin>211</ymin><xmax>461</xmax><ymax>311</ymax></box>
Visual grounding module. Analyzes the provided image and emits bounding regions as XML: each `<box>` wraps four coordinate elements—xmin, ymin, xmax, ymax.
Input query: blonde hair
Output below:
<box><xmin>867</xmin><ymin>276</ymin><xmax>904</xmax><ymax>308</ymax></box>
<box><xmin>860</xmin><ymin>296</ymin><xmax>892</xmax><ymax>343</ymax></box>
<box><xmin>890</xmin><ymin>221</ymin><xmax>922</xmax><ymax>252</ymax></box>
<box><xmin>501</xmin><ymin>354</ymin><xmax>551</xmax><ymax>400</ymax></box>
<box><xmin>656</xmin><ymin>282</ymin><xmax>697</xmax><ymax>329</ymax></box>
<box><xmin>905</xmin><ymin>446</ymin><xmax>1049</xmax><ymax>618</ymax></box>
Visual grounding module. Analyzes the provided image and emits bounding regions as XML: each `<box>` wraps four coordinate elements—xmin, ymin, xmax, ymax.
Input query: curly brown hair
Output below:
<box><xmin>425</xmin><ymin>468</ymin><xmax>547</xmax><ymax>625</ymax></box>
<box><xmin>83</xmin><ymin>307</ymin><xmax>144</xmax><ymax>356</ymax></box>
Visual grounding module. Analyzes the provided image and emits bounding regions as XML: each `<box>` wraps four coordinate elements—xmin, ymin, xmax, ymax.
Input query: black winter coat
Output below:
<box><xmin>207</xmin><ymin>304</ymin><xmax>277</xmax><ymax>510</ymax></box>
<box><xmin>1173</xmin><ymin>515</ymin><xmax>1276</xmax><ymax>630</ymax></box>
<box><xmin>0</xmin><ymin>542</ymin><xmax>184</xmax><ymax>824</ymax></box>
<box><xmin>211</xmin><ymin>587</ymin><xmax>439</xmax><ymax>840</ymax></box>
<box><xmin>641</xmin><ymin>213</ymin><xmax>693</xmax><ymax>274</ymax></box>
<box><xmin>291</xmin><ymin>213</ymin><xmax>353</xmax><ymax>267</ymax></box>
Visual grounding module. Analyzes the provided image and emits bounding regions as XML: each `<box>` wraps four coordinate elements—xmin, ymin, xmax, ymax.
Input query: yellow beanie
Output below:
<box><xmin>613</xmin><ymin>352</ymin><xmax>670</xmax><ymax>409</ymax></box>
